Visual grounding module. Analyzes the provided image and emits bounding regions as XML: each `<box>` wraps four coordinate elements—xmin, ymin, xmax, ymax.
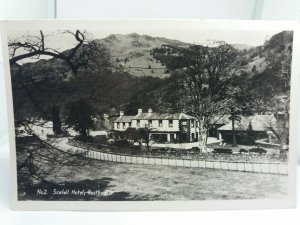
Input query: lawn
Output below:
<box><xmin>19</xmin><ymin>159</ymin><xmax>288</xmax><ymax>201</ymax></box>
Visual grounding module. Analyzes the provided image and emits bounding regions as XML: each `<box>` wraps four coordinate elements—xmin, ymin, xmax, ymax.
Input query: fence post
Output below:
<box><xmin>260</xmin><ymin>163</ymin><xmax>262</xmax><ymax>173</ymax></box>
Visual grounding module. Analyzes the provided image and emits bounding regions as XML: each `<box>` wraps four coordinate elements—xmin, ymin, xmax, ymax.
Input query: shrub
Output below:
<box><xmin>213</xmin><ymin>148</ymin><xmax>233</xmax><ymax>154</ymax></box>
<box><xmin>114</xmin><ymin>139</ymin><xmax>131</xmax><ymax>148</ymax></box>
<box><xmin>74</xmin><ymin>135</ymin><xmax>95</xmax><ymax>143</ymax></box>
<box><xmin>248</xmin><ymin>147</ymin><xmax>267</xmax><ymax>154</ymax></box>
<box><xmin>191</xmin><ymin>147</ymin><xmax>200</xmax><ymax>152</ymax></box>
<box><xmin>239</xmin><ymin>149</ymin><xmax>249</xmax><ymax>153</ymax></box>
<box><xmin>131</xmin><ymin>145</ymin><xmax>141</xmax><ymax>151</ymax></box>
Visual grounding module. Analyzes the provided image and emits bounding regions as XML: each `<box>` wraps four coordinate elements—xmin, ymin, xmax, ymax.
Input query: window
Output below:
<box><xmin>159</xmin><ymin>120</ymin><xmax>163</xmax><ymax>127</ymax></box>
<box><xmin>123</xmin><ymin>122</ymin><xmax>125</xmax><ymax>128</ymax></box>
<box><xmin>191</xmin><ymin>120</ymin><xmax>194</xmax><ymax>127</ymax></box>
<box><xmin>117</xmin><ymin>122</ymin><xmax>120</xmax><ymax>129</ymax></box>
<box><xmin>129</xmin><ymin>122</ymin><xmax>132</xmax><ymax>128</ymax></box>
<box><xmin>149</xmin><ymin>120</ymin><xmax>152</xmax><ymax>127</ymax></box>
<box><xmin>137</xmin><ymin>120</ymin><xmax>140</xmax><ymax>127</ymax></box>
<box><xmin>169</xmin><ymin>120</ymin><xmax>173</xmax><ymax>127</ymax></box>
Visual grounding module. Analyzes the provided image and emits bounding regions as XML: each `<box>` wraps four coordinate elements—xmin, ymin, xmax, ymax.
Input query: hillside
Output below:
<box><xmin>239</xmin><ymin>31</ymin><xmax>293</xmax><ymax>75</ymax></box>
<box><xmin>95</xmin><ymin>33</ymin><xmax>189</xmax><ymax>78</ymax></box>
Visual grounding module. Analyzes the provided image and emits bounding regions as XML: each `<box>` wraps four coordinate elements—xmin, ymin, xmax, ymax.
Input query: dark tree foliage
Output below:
<box><xmin>151</xmin><ymin>42</ymin><xmax>244</xmax><ymax>146</ymax></box>
<box><xmin>124</xmin><ymin>76</ymin><xmax>165</xmax><ymax>115</ymax></box>
<box><xmin>65</xmin><ymin>99</ymin><xmax>95</xmax><ymax>136</ymax></box>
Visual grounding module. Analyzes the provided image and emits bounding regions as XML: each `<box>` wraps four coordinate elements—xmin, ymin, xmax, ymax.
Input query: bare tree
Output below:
<box><xmin>9</xmin><ymin>30</ymin><xmax>111</xmax><ymax>185</ymax></box>
<box><xmin>10</xmin><ymin>30</ymin><xmax>111</xmax><ymax>134</ymax></box>
<box><xmin>9</xmin><ymin>30</ymin><xmax>111</xmax><ymax>74</ymax></box>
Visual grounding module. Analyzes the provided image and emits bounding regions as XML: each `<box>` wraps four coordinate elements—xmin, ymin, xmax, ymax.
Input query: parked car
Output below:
<box><xmin>248</xmin><ymin>147</ymin><xmax>267</xmax><ymax>154</ymax></box>
<box><xmin>212</xmin><ymin>148</ymin><xmax>233</xmax><ymax>154</ymax></box>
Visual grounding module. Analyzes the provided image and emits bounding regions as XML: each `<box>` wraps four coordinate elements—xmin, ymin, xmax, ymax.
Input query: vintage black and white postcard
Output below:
<box><xmin>1</xmin><ymin>20</ymin><xmax>298</xmax><ymax>211</ymax></box>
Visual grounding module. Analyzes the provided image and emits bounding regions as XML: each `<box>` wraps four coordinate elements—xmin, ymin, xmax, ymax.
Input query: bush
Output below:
<box><xmin>131</xmin><ymin>145</ymin><xmax>141</xmax><ymax>151</ymax></box>
<box><xmin>213</xmin><ymin>148</ymin><xmax>233</xmax><ymax>154</ymax></box>
<box><xmin>248</xmin><ymin>147</ymin><xmax>267</xmax><ymax>154</ymax></box>
<box><xmin>113</xmin><ymin>139</ymin><xmax>131</xmax><ymax>148</ymax></box>
<box><xmin>186</xmin><ymin>147</ymin><xmax>200</xmax><ymax>155</ymax></box>
<box><xmin>191</xmin><ymin>147</ymin><xmax>200</xmax><ymax>152</ymax></box>
<box><xmin>239</xmin><ymin>149</ymin><xmax>249</xmax><ymax>153</ymax></box>
<box><xmin>74</xmin><ymin>135</ymin><xmax>95</xmax><ymax>143</ymax></box>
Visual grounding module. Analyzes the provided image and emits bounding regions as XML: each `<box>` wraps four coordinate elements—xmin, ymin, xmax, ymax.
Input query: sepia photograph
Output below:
<box><xmin>2</xmin><ymin>20</ymin><xmax>297</xmax><ymax>210</ymax></box>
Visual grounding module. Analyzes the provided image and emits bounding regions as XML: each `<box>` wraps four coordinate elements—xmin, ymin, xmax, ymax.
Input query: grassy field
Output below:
<box><xmin>20</xmin><ymin>158</ymin><xmax>288</xmax><ymax>201</ymax></box>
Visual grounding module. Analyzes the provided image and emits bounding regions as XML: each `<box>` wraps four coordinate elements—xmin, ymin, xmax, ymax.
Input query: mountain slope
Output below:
<box><xmin>95</xmin><ymin>33</ymin><xmax>189</xmax><ymax>78</ymax></box>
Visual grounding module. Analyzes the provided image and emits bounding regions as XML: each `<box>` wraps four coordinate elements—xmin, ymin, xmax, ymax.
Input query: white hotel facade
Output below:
<box><xmin>113</xmin><ymin>108</ymin><xmax>200</xmax><ymax>143</ymax></box>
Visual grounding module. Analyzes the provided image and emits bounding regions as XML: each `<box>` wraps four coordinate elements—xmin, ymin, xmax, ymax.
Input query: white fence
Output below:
<box><xmin>70</xmin><ymin>148</ymin><xmax>288</xmax><ymax>175</ymax></box>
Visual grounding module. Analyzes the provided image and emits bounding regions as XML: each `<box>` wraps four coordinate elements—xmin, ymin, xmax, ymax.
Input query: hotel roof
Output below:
<box><xmin>114</xmin><ymin>112</ymin><xmax>196</xmax><ymax>122</ymax></box>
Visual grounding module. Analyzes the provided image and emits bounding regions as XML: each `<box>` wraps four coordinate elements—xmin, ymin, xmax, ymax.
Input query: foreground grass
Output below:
<box><xmin>19</xmin><ymin>158</ymin><xmax>288</xmax><ymax>201</ymax></box>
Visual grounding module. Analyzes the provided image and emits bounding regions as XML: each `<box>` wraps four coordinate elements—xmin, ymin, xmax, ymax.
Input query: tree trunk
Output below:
<box><xmin>279</xmin><ymin>140</ymin><xmax>288</xmax><ymax>161</ymax></box>
<box><xmin>199</xmin><ymin>128</ymin><xmax>208</xmax><ymax>147</ymax></box>
<box><xmin>232</xmin><ymin>117</ymin><xmax>237</xmax><ymax>146</ymax></box>
<box><xmin>52</xmin><ymin>106</ymin><xmax>61</xmax><ymax>135</ymax></box>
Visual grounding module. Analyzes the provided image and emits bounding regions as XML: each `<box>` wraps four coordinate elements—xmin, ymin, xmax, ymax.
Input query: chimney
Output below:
<box><xmin>138</xmin><ymin>108</ymin><xmax>143</xmax><ymax>114</ymax></box>
<box><xmin>120</xmin><ymin>111</ymin><xmax>124</xmax><ymax>116</ymax></box>
<box><xmin>148</xmin><ymin>108</ymin><xmax>153</xmax><ymax>114</ymax></box>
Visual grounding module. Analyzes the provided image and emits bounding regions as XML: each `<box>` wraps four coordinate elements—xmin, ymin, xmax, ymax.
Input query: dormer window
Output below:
<box><xmin>169</xmin><ymin>120</ymin><xmax>173</xmax><ymax>127</ymax></box>
<box><xmin>149</xmin><ymin>120</ymin><xmax>152</xmax><ymax>127</ymax></box>
<box><xmin>137</xmin><ymin>120</ymin><xmax>140</xmax><ymax>127</ymax></box>
<box><xmin>117</xmin><ymin>122</ymin><xmax>120</xmax><ymax>129</ymax></box>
